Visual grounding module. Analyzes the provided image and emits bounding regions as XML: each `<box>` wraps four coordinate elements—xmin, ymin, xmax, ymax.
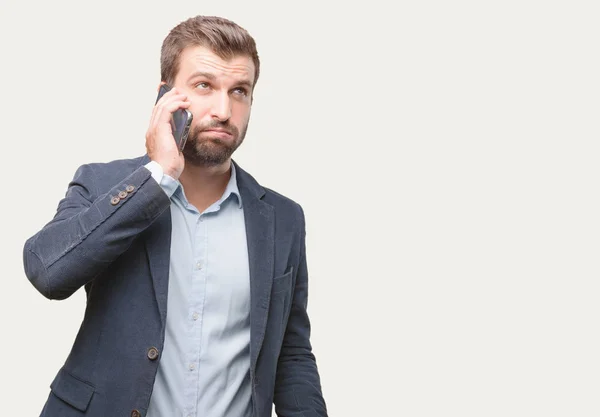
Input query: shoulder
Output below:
<box><xmin>233</xmin><ymin>159</ymin><xmax>305</xmax><ymax>223</ymax></box>
<box><xmin>263</xmin><ymin>186</ymin><xmax>305</xmax><ymax>223</ymax></box>
<box><xmin>73</xmin><ymin>155</ymin><xmax>149</xmax><ymax>194</ymax></box>
<box><xmin>84</xmin><ymin>155</ymin><xmax>148</xmax><ymax>175</ymax></box>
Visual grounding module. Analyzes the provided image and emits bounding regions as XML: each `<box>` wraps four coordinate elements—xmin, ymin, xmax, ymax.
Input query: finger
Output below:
<box><xmin>156</xmin><ymin>99</ymin><xmax>192</xmax><ymax>125</ymax></box>
<box><xmin>154</xmin><ymin>93</ymin><xmax>187</xmax><ymax>121</ymax></box>
<box><xmin>152</xmin><ymin>95</ymin><xmax>188</xmax><ymax>131</ymax></box>
<box><xmin>151</xmin><ymin>88</ymin><xmax>181</xmax><ymax>122</ymax></box>
<box><xmin>158</xmin><ymin>91</ymin><xmax>187</xmax><ymax>107</ymax></box>
<box><xmin>155</xmin><ymin>88</ymin><xmax>182</xmax><ymax>107</ymax></box>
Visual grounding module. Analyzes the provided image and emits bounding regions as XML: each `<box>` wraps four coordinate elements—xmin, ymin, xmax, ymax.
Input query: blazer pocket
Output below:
<box><xmin>50</xmin><ymin>367</ymin><xmax>95</xmax><ymax>412</ymax></box>
<box><xmin>272</xmin><ymin>266</ymin><xmax>294</xmax><ymax>294</ymax></box>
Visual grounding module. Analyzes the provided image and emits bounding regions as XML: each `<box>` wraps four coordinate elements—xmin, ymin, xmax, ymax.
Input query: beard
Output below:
<box><xmin>182</xmin><ymin>119</ymin><xmax>248</xmax><ymax>167</ymax></box>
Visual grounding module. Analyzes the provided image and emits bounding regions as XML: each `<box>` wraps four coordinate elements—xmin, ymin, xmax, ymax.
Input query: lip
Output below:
<box><xmin>204</xmin><ymin>129</ymin><xmax>233</xmax><ymax>138</ymax></box>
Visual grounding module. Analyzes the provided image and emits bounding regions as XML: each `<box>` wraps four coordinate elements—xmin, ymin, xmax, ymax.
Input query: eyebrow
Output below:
<box><xmin>188</xmin><ymin>71</ymin><xmax>253</xmax><ymax>90</ymax></box>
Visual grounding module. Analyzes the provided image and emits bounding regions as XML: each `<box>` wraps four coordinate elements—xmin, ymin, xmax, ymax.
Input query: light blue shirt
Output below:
<box><xmin>144</xmin><ymin>161</ymin><xmax>252</xmax><ymax>417</ymax></box>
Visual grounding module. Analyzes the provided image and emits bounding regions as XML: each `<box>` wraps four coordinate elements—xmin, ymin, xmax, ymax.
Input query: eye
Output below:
<box><xmin>196</xmin><ymin>82</ymin><xmax>210</xmax><ymax>90</ymax></box>
<box><xmin>233</xmin><ymin>87</ymin><xmax>249</xmax><ymax>97</ymax></box>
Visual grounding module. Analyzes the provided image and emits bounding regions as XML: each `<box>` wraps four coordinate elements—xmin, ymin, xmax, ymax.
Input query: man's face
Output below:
<box><xmin>172</xmin><ymin>45</ymin><xmax>255</xmax><ymax>167</ymax></box>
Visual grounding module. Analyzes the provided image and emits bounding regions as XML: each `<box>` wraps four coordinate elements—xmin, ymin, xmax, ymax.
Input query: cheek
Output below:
<box><xmin>232</xmin><ymin>104</ymin><xmax>251</xmax><ymax>126</ymax></box>
<box><xmin>188</xmin><ymin>103</ymin><xmax>210</xmax><ymax>127</ymax></box>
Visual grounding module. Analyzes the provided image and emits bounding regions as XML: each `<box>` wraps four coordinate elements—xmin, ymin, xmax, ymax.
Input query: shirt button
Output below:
<box><xmin>195</xmin><ymin>262</ymin><xmax>202</xmax><ymax>270</ymax></box>
<box><xmin>189</xmin><ymin>363</ymin><xmax>195</xmax><ymax>371</ymax></box>
<box><xmin>192</xmin><ymin>312</ymin><xmax>199</xmax><ymax>321</ymax></box>
<box><xmin>131</xmin><ymin>410</ymin><xmax>141</xmax><ymax>417</ymax></box>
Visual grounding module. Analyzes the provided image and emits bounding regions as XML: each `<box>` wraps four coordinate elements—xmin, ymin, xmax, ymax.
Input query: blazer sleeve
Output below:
<box><xmin>273</xmin><ymin>204</ymin><xmax>328</xmax><ymax>416</ymax></box>
<box><xmin>23</xmin><ymin>163</ymin><xmax>171</xmax><ymax>300</ymax></box>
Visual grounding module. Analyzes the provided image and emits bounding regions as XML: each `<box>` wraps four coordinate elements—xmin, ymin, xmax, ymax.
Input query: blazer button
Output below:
<box><xmin>110</xmin><ymin>197</ymin><xmax>120</xmax><ymax>205</ymax></box>
<box><xmin>118</xmin><ymin>191</ymin><xmax>128</xmax><ymax>199</ymax></box>
<box><xmin>131</xmin><ymin>410</ymin><xmax>141</xmax><ymax>417</ymax></box>
<box><xmin>147</xmin><ymin>347</ymin><xmax>159</xmax><ymax>361</ymax></box>
<box><xmin>126</xmin><ymin>185</ymin><xmax>135</xmax><ymax>192</ymax></box>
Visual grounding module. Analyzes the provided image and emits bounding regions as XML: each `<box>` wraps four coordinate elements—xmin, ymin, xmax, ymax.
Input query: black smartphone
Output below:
<box><xmin>155</xmin><ymin>84</ymin><xmax>193</xmax><ymax>152</ymax></box>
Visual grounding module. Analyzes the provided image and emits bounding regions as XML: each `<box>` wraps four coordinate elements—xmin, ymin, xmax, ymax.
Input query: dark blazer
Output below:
<box><xmin>23</xmin><ymin>155</ymin><xmax>327</xmax><ymax>417</ymax></box>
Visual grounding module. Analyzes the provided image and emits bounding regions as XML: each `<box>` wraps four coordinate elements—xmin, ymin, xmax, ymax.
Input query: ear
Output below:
<box><xmin>157</xmin><ymin>81</ymin><xmax>167</xmax><ymax>92</ymax></box>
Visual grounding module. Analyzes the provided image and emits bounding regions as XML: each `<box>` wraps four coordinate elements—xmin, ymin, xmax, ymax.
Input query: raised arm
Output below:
<box><xmin>23</xmin><ymin>163</ymin><xmax>170</xmax><ymax>299</ymax></box>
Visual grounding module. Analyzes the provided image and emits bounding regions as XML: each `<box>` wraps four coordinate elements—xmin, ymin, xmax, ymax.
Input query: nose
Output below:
<box><xmin>210</xmin><ymin>92</ymin><xmax>232</xmax><ymax>122</ymax></box>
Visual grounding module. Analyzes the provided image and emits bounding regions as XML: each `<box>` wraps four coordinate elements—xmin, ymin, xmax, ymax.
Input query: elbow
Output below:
<box><xmin>23</xmin><ymin>242</ymin><xmax>69</xmax><ymax>300</ymax></box>
<box><xmin>23</xmin><ymin>240</ymin><xmax>50</xmax><ymax>298</ymax></box>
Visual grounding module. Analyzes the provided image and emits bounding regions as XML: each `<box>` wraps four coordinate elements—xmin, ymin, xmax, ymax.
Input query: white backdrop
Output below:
<box><xmin>1</xmin><ymin>1</ymin><xmax>599</xmax><ymax>416</ymax></box>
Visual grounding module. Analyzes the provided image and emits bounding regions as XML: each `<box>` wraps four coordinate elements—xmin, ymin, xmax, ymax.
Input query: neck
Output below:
<box><xmin>178</xmin><ymin>159</ymin><xmax>232</xmax><ymax>212</ymax></box>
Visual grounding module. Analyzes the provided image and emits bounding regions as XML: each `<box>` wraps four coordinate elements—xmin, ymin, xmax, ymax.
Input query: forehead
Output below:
<box><xmin>176</xmin><ymin>45</ymin><xmax>255</xmax><ymax>84</ymax></box>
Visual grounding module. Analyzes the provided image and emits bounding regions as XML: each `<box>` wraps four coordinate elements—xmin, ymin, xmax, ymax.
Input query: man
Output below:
<box><xmin>23</xmin><ymin>15</ymin><xmax>327</xmax><ymax>417</ymax></box>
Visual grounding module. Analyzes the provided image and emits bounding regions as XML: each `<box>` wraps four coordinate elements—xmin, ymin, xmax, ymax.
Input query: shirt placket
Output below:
<box><xmin>184</xmin><ymin>211</ymin><xmax>208</xmax><ymax>417</ymax></box>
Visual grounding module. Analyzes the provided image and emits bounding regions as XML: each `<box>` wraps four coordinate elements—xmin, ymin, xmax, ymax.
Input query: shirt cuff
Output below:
<box><xmin>144</xmin><ymin>161</ymin><xmax>179</xmax><ymax>198</ymax></box>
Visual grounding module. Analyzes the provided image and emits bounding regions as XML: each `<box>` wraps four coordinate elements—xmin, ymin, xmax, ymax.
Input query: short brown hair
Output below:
<box><xmin>161</xmin><ymin>16</ymin><xmax>260</xmax><ymax>88</ymax></box>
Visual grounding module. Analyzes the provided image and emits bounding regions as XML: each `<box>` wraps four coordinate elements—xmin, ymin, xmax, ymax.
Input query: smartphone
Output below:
<box><xmin>155</xmin><ymin>84</ymin><xmax>193</xmax><ymax>152</ymax></box>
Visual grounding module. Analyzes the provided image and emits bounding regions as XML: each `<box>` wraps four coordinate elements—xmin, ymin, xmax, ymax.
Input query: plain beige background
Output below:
<box><xmin>1</xmin><ymin>0</ymin><xmax>599</xmax><ymax>416</ymax></box>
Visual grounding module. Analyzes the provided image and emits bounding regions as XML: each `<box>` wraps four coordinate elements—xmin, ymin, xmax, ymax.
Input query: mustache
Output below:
<box><xmin>197</xmin><ymin>120</ymin><xmax>238</xmax><ymax>136</ymax></box>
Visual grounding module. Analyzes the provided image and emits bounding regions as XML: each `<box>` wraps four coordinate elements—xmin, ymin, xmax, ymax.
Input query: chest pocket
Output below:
<box><xmin>272</xmin><ymin>266</ymin><xmax>293</xmax><ymax>295</ymax></box>
<box><xmin>270</xmin><ymin>266</ymin><xmax>294</xmax><ymax>336</ymax></box>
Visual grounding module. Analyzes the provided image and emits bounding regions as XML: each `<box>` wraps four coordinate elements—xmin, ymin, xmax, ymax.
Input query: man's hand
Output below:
<box><xmin>145</xmin><ymin>86</ymin><xmax>191</xmax><ymax>180</ymax></box>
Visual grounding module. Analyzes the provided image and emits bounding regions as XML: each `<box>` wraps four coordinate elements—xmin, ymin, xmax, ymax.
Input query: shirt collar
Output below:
<box><xmin>225</xmin><ymin>160</ymin><xmax>243</xmax><ymax>209</ymax></box>
<box><xmin>174</xmin><ymin>160</ymin><xmax>243</xmax><ymax>209</ymax></box>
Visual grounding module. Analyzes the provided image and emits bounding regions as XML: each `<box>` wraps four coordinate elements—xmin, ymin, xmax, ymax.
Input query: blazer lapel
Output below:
<box><xmin>234</xmin><ymin>160</ymin><xmax>275</xmax><ymax>374</ymax></box>
<box><xmin>144</xmin><ymin>207</ymin><xmax>172</xmax><ymax>329</ymax></box>
<box><xmin>136</xmin><ymin>154</ymin><xmax>172</xmax><ymax>329</ymax></box>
